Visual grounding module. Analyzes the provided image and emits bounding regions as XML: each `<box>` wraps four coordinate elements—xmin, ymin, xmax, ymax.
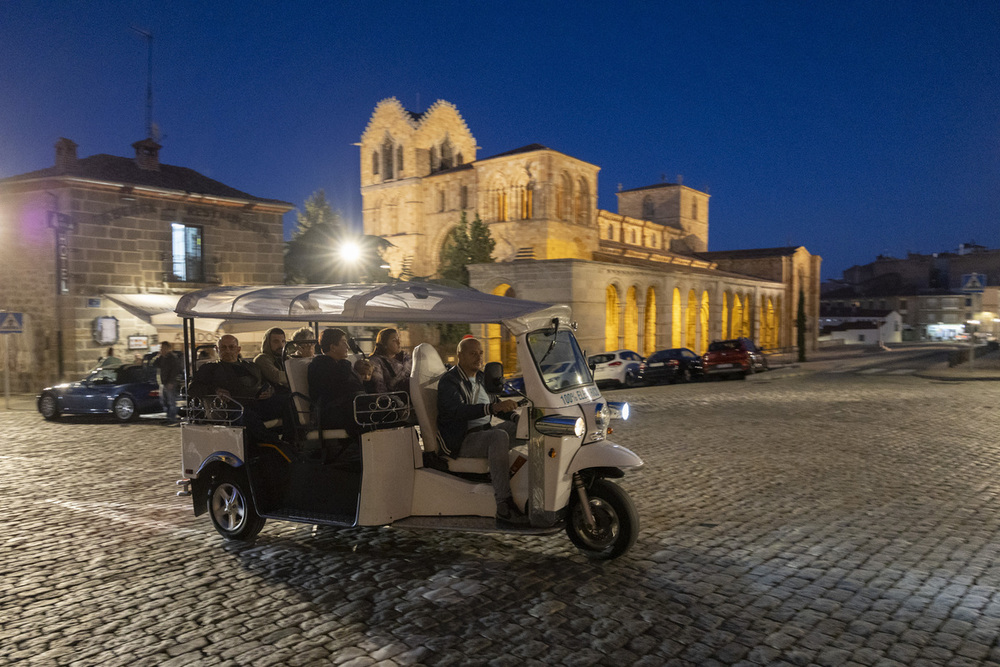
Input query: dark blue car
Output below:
<box><xmin>37</xmin><ymin>364</ymin><xmax>162</xmax><ymax>422</ymax></box>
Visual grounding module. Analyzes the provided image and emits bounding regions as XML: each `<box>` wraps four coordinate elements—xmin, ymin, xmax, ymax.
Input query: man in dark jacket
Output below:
<box><xmin>437</xmin><ymin>336</ymin><xmax>527</xmax><ymax>525</ymax></box>
<box><xmin>152</xmin><ymin>341</ymin><xmax>182</xmax><ymax>424</ymax></box>
<box><xmin>189</xmin><ymin>334</ymin><xmax>284</xmax><ymax>442</ymax></box>
<box><xmin>308</xmin><ymin>327</ymin><xmax>366</xmax><ymax>436</ymax></box>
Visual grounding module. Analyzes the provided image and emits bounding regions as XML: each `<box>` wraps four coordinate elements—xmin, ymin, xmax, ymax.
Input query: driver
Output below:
<box><xmin>437</xmin><ymin>336</ymin><xmax>527</xmax><ymax>526</ymax></box>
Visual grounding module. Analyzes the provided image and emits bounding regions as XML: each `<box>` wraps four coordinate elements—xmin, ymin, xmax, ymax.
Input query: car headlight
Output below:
<box><xmin>595</xmin><ymin>402</ymin><xmax>610</xmax><ymax>426</ymax></box>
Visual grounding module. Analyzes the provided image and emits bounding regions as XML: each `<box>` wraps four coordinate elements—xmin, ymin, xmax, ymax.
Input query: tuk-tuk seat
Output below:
<box><xmin>285</xmin><ymin>357</ymin><xmax>349</xmax><ymax>441</ymax></box>
<box><xmin>410</xmin><ymin>343</ymin><xmax>490</xmax><ymax>474</ymax></box>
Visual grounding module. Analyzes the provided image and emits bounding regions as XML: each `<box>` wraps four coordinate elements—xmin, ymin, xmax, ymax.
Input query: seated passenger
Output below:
<box><xmin>437</xmin><ymin>336</ymin><xmax>527</xmax><ymax>526</ymax></box>
<box><xmin>253</xmin><ymin>327</ymin><xmax>289</xmax><ymax>390</ymax></box>
<box><xmin>290</xmin><ymin>327</ymin><xmax>316</xmax><ymax>358</ymax></box>
<box><xmin>368</xmin><ymin>328</ymin><xmax>411</xmax><ymax>395</ymax></box>
<box><xmin>189</xmin><ymin>334</ymin><xmax>285</xmax><ymax>442</ymax></box>
<box><xmin>308</xmin><ymin>328</ymin><xmax>366</xmax><ymax>436</ymax></box>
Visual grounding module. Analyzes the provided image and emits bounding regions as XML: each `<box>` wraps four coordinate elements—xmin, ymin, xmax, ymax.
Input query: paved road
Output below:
<box><xmin>5</xmin><ymin>371</ymin><xmax>1000</xmax><ymax>666</ymax></box>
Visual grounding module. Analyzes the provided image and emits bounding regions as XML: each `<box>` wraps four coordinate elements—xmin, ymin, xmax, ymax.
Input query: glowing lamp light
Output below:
<box><xmin>338</xmin><ymin>240</ymin><xmax>361</xmax><ymax>264</ymax></box>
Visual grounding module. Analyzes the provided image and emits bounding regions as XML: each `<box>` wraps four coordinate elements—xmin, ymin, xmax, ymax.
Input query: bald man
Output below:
<box><xmin>189</xmin><ymin>334</ymin><xmax>284</xmax><ymax>442</ymax></box>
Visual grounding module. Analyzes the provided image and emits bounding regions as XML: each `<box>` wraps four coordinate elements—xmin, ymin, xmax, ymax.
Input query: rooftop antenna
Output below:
<box><xmin>130</xmin><ymin>26</ymin><xmax>154</xmax><ymax>139</ymax></box>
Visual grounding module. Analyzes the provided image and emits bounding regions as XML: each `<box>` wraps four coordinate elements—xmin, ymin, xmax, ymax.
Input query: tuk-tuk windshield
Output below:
<box><xmin>526</xmin><ymin>328</ymin><xmax>593</xmax><ymax>393</ymax></box>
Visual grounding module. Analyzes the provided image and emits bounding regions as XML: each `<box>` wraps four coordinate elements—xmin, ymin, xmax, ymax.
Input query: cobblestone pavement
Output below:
<box><xmin>5</xmin><ymin>373</ymin><xmax>1000</xmax><ymax>666</ymax></box>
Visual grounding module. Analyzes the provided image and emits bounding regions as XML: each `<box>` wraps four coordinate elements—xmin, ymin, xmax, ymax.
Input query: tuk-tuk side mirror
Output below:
<box><xmin>483</xmin><ymin>362</ymin><xmax>505</xmax><ymax>394</ymax></box>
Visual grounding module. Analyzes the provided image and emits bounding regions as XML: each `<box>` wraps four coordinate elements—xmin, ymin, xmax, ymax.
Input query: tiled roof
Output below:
<box><xmin>0</xmin><ymin>154</ymin><xmax>292</xmax><ymax>207</ymax></box>
<box><xmin>618</xmin><ymin>182</ymin><xmax>679</xmax><ymax>193</ymax></box>
<box><xmin>479</xmin><ymin>143</ymin><xmax>550</xmax><ymax>160</ymax></box>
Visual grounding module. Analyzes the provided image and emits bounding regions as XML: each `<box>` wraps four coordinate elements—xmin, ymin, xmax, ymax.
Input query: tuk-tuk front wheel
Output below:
<box><xmin>208</xmin><ymin>470</ymin><xmax>265</xmax><ymax>541</ymax></box>
<box><xmin>566</xmin><ymin>478</ymin><xmax>638</xmax><ymax>560</ymax></box>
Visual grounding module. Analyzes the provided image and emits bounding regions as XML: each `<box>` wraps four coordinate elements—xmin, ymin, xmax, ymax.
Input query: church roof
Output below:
<box><xmin>695</xmin><ymin>247</ymin><xmax>803</xmax><ymax>260</ymax></box>
<box><xmin>480</xmin><ymin>143</ymin><xmax>550</xmax><ymax>160</ymax></box>
<box><xmin>618</xmin><ymin>182</ymin><xmax>680</xmax><ymax>192</ymax></box>
<box><xmin>0</xmin><ymin>153</ymin><xmax>292</xmax><ymax>206</ymax></box>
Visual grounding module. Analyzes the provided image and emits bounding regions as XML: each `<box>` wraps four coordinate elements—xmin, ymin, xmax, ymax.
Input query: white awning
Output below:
<box><xmin>174</xmin><ymin>282</ymin><xmax>572</xmax><ymax>334</ymax></box>
<box><xmin>103</xmin><ymin>293</ymin><xmax>223</xmax><ymax>332</ymax></box>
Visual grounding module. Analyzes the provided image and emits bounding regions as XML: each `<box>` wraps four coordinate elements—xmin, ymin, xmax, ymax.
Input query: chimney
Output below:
<box><xmin>132</xmin><ymin>137</ymin><xmax>162</xmax><ymax>171</ymax></box>
<box><xmin>54</xmin><ymin>137</ymin><xmax>78</xmax><ymax>172</ymax></box>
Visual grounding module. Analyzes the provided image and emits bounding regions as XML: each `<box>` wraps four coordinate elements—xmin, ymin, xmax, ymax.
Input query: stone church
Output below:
<box><xmin>360</xmin><ymin>97</ymin><xmax>820</xmax><ymax>365</ymax></box>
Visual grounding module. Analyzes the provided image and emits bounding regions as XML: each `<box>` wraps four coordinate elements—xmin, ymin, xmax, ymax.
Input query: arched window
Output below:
<box><xmin>438</xmin><ymin>189</ymin><xmax>445</xmax><ymax>213</ymax></box>
<box><xmin>607</xmin><ymin>224</ymin><xmax>614</xmax><ymax>239</ymax></box>
<box><xmin>642</xmin><ymin>196</ymin><xmax>654</xmax><ymax>220</ymax></box>
<box><xmin>497</xmin><ymin>189</ymin><xmax>508</xmax><ymax>222</ymax></box>
<box><xmin>521</xmin><ymin>183</ymin><xmax>533</xmax><ymax>219</ymax></box>
<box><xmin>372</xmin><ymin>151</ymin><xmax>379</xmax><ymax>175</ymax></box>
<box><xmin>456</xmin><ymin>152</ymin><xmax>464</xmax><ymax>165</ymax></box>
<box><xmin>430</xmin><ymin>147</ymin><xmax>438</xmax><ymax>173</ymax></box>
<box><xmin>576</xmin><ymin>178</ymin><xmax>589</xmax><ymax>224</ymax></box>
<box><xmin>441</xmin><ymin>138</ymin><xmax>454</xmax><ymax>170</ymax></box>
<box><xmin>721</xmin><ymin>292</ymin><xmax>730</xmax><ymax>339</ymax></box>
<box><xmin>382</xmin><ymin>138</ymin><xmax>394</xmax><ymax>180</ymax></box>
<box><xmin>560</xmin><ymin>172</ymin><xmax>573</xmax><ymax>221</ymax></box>
<box><xmin>397</xmin><ymin>146</ymin><xmax>404</xmax><ymax>174</ymax></box>
<box><xmin>460</xmin><ymin>185</ymin><xmax>468</xmax><ymax>210</ymax></box>
<box><xmin>605</xmin><ymin>285</ymin><xmax>620</xmax><ymax>351</ymax></box>
<box><xmin>692</xmin><ymin>199</ymin><xmax>698</xmax><ymax>220</ymax></box>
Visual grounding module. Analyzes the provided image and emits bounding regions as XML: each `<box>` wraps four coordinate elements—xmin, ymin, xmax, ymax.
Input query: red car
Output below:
<box><xmin>702</xmin><ymin>338</ymin><xmax>768</xmax><ymax>380</ymax></box>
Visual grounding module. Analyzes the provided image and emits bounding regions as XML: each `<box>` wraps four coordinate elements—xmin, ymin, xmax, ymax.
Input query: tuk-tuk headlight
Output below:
<box><xmin>535</xmin><ymin>415</ymin><xmax>585</xmax><ymax>438</ymax></box>
<box><xmin>608</xmin><ymin>401</ymin><xmax>630</xmax><ymax>421</ymax></box>
<box><xmin>595</xmin><ymin>402</ymin><xmax>610</xmax><ymax>426</ymax></box>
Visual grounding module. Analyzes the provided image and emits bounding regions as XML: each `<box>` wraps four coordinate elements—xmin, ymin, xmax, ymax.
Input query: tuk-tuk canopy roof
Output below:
<box><xmin>174</xmin><ymin>282</ymin><xmax>572</xmax><ymax>334</ymax></box>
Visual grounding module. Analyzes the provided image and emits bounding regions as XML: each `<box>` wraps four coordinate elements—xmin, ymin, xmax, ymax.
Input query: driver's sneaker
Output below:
<box><xmin>496</xmin><ymin>498</ymin><xmax>530</xmax><ymax>527</ymax></box>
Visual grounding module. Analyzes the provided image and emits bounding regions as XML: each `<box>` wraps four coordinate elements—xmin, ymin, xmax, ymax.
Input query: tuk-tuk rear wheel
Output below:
<box><xmin>566</xmin><ymin>478</ymin><xmax>638</xmax><ymax>560</ymax></box>
<box><xmin>207</xmin><ymin>470</ymin><xmax>266</xmax><ymax>541</ymax></box>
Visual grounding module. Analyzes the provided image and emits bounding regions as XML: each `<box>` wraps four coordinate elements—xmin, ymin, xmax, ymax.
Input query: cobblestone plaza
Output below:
<box><xmin>4</xmin><ymin>370</ymin><xmax>1000</xmax><ymax>666</ymax></box>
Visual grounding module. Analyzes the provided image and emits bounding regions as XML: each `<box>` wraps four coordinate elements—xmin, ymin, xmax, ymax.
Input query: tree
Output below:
<box><xmin>436</xmin><ymin>212</ymin><xmax>497</xmax><ymax>347</ymax></box>
<box><xmin>439</xmin><ymin>211</ymin><xmax>496</xmax><ymax>285</ymax></box>
<box><xmin>285</xmin><ymin>190</ymin><xmax>391</xmax><ymax>284</ymax></box>
<box><xmin>797</xmin><ymin>288</ymin><xmax>807</xmax><ymax>362</ymax></box>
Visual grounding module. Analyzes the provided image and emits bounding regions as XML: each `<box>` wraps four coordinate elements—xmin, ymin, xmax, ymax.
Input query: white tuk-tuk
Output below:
<box><xmin>175</xmin><ymin>282</ymin><xmax>642</xmax><ymax>559</ymax></box>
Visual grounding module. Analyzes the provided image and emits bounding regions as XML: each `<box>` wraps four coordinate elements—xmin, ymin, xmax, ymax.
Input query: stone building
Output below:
<box><xmin>0</xmin><ymin>137</ymin><xmax>293</xmax><ymax>389</ymax></box>
<box><xmin>360</xmin><ymin>98</ymin><xmax>821</xmax><ymax>366</ymax></box>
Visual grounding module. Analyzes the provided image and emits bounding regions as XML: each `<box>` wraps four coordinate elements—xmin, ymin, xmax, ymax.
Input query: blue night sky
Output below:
<box><xmin>2</xmin><ymin>1</ymin><xmax>998</xmax><ymax>280</ymax></box>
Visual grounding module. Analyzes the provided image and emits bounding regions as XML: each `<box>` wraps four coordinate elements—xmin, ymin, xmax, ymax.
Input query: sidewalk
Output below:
<box><xmin>760</xmin><ymin>344</ymin><xmax>1000</xmax><ymax>382</ymax></box>
<box><xmin>1</xmin><ymin>393</ymin><xmax>37</xmax><ymax>411</ymax></box>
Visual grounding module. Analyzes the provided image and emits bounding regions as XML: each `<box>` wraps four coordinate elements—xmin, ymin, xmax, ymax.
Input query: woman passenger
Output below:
<box><xmin>368</xmin><ymin>328</ymin><xmax>411</xmax><ymax>395</ymax></box>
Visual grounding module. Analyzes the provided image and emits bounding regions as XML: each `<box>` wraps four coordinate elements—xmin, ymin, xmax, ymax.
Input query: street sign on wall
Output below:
<box><xmin>0</xmin><ymin>312</ymin><xmax>23</xmax><ymax>334</ymax></box>
<box><xmin>961</xmin><ymin>273</ymin><xmax>986</xmax><ymax>293</ymax></box>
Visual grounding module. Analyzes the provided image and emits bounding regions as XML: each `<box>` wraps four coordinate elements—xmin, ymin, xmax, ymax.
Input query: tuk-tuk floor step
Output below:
<box><xmin>391</xmin><ymin>515</ymin><xmax>563</xmax><ymax>535</ymax></box>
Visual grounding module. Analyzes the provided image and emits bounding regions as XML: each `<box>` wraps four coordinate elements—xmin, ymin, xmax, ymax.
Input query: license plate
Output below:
<box><xmin>716</xmin><ymin>363</ymin><xmax>733</xmax><ymax>369</ymax></box>
<box><xmin>649</xmin><ymin>362</ymin><xmax>664</xmax><ymax>367</ymax></box>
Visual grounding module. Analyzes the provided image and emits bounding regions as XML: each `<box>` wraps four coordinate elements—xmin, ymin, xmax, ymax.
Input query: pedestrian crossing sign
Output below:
<box><xmin>0</xmin><ymin>312</ymin><xmax>23</xmax><ymax>334</ymax></box>
<box><xmin>962</xmin><ymin>273</ymin><xmax>986</xmax><ymax>293</ymax></box>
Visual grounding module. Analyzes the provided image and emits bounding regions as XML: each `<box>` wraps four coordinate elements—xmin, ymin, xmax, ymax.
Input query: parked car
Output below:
<box><xmin>702</xmin><ymin>338</ymin><xmax>768</xmax><ymax>380</ymax></box>
<box><xmin>37</xmin><ymin>364</ymin><xmax>163</xmax><ymax>422</ymax></box>
<box><xmin>638</xmin><ymin>347</ymin><xmax>704</xmax><ymax>384</ymax></box>
<box><xmin>588</xmin><ymin>350</ymin><xmax>643</xmax><ymax>387</ymax></box>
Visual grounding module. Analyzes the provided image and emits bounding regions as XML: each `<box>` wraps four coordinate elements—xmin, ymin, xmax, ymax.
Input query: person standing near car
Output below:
<box><xmin>152</xmin><ymin>341</ymin><xmax>182</xmax><ymax>424</ymax></box>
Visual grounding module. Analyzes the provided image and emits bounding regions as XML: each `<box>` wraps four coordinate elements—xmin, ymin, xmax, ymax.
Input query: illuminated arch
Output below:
<box><xmin>624</xmin><ymin>286</ymin><xmax>639</xmax><ymax>351</ymax></box>
<box><xmin>731</xmin><ymin>294</ymin><xmax>744</xmax><ymax>340</ymax></box>
<box><xmin>764</xmin><ymin>297</ymin><xmax>776</xmax><ymax>349</ymax></box>
<box><xmin>721</xmin><ymin>292</ymin><xmax>730</xmax><ymax>340</ymax></box>
<box><xmin>487</xmin><ymin>284</ymin><xmax>518</xmax><ymax>370</ymax></box>
<box><xmin>699</xmin><ymin>291</ymin><xmax>710</xmax><ymax>354</ymax></box>
<box><xmin>643</xmin><ymin>287</ymin><xmax>657</xmax><ymax>356</ymax></box>
<box><xmin>686</xmin><ymin>290</ymin><xmax>697</xmax><ymax>350</ymax></box>
<box><xmin>743</xmin><ymin>293</ymin><xmax>755</xmax><ymax>338</ymax></box>
<box><xmin>672</xmin><ymin>287</ymin><xmax>682</xmax><ymax>348</ymax></box>
<box><xmin>605</xmin><ymin>284</ymin><xmax>621</xmax><ymax>351</ymax></box>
